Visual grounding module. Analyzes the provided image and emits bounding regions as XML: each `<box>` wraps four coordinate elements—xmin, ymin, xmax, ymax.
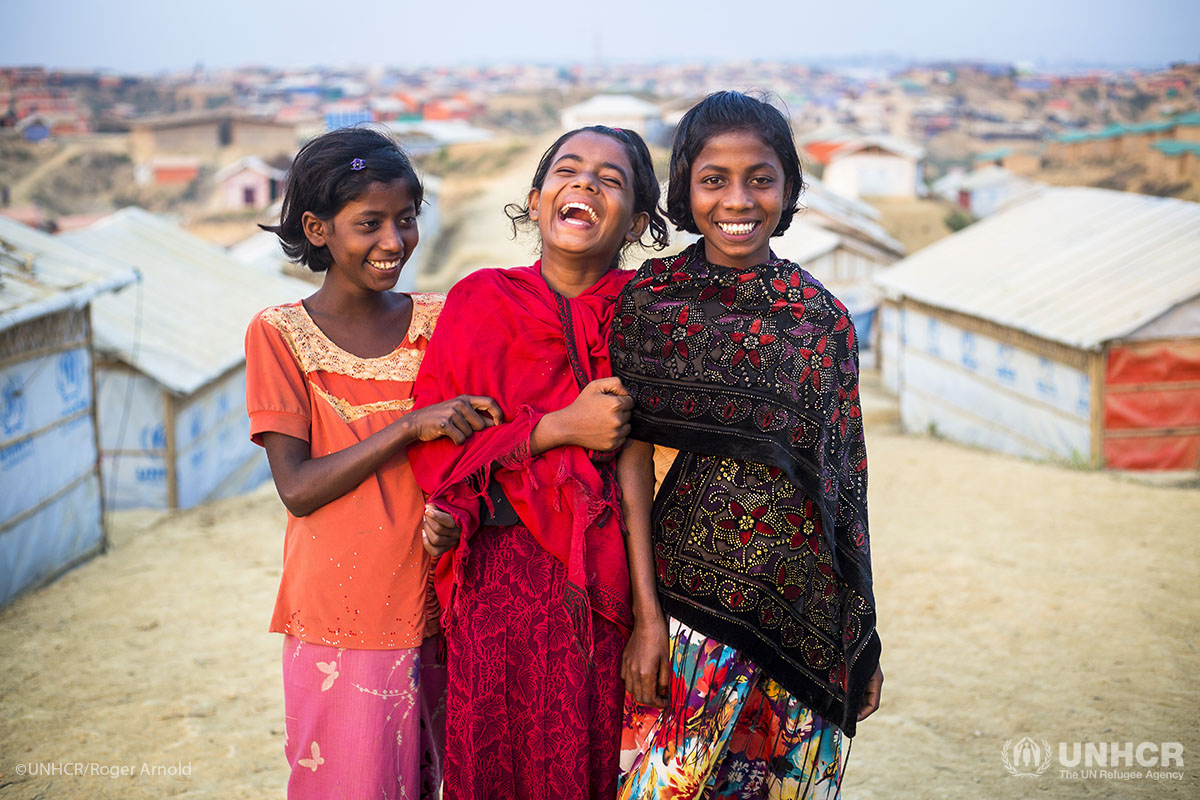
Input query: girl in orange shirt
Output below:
<box><xmin>245</xmin><ymin>127</ymin><xmax>500</xmax><ymax>799</ymax></box>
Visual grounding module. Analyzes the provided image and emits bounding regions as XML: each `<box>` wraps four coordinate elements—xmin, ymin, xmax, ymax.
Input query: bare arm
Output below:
<box><xmin>263</xmin><ymin>395</ymin><xmax>502</xmax><ymax>518</ymax></box>
<box><xmin>529</xmin><ymin>376</ymin><xmax>634</xmax><ymax>455</ymax></box>
<box><xmin>857</xmin><ymin>664</ymin><xmax>884</xmax><ymax>721</ymax></box>
<box><xmin>618</xmin><ymin>438</ymin><xmax>670</xmax><ymax>706</ymax></box>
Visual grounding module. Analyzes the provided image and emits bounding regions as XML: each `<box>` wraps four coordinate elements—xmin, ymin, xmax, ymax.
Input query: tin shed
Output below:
<box><xmin>876</xmin><ymin>187</ymin><xmax>1200</xmax><ymax>470</ymax></box>
<box><xmin>0</xmin><ymin>216</ymin><xmax>137</xmax><ymax>605</ymax></box>
<box><xmin>64</xmin><ymin>208</ymin><xmax>318</xmax><ymax>508</ymax></box>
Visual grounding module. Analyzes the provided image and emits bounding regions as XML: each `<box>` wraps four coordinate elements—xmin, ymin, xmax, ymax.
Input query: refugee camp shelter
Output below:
<box><xmin>876</xmin><ymin>187</ymin><xmax>1200</xmax><ymax>470</ymax></box>
<box><xmin>560</xmin><ymin>95</ymin><xmax>664</xmax><ymax>142</ymax></box>
<box><xmin>63</xmin><ymin>208</ymin><xmax>318</xmax><ymax>509</ymax></box>
<box><xmin>214</xmin><ymin>156</ymin><xmax>287</xmax><ymax>211</ymax></box>
<box><xmin>810</xmin><ymin>135</ymin><xmax>926</xmax><ymax>200</ymax></box>
<box><xmin>0</xmin><ymin>215</ymin><xmax>137</xmax><ymax>606</ymax></box>
<box><xmin>773</xmin><ymin>178</ymin><xmax>907</xmax><ymax>368</ymax></box>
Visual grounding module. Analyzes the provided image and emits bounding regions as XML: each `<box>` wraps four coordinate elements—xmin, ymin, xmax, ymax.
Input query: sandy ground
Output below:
<box><xmin>1</xmin><ymin>376</ymin><xmax>1198</xmax><ymax>799</ymax></box>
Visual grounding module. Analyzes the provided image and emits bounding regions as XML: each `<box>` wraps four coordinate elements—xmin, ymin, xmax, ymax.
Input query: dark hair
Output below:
<box><xmin>666</xmin><ymin>91</ymin><xmax>804</xmax><ymax>237</ymax></box>
<box><xmin>505</xmin><ymin>125</ymin><xmax>669</xmax><ymax>257</ymax></box>
<box><xmin>262</xmin><ymin>127</ymin><xmax>423</xmax><ymax>272</ymax></box>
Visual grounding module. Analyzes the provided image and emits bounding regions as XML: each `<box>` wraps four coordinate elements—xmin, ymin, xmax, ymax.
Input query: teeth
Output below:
<box><xmin>367</xmin><ymin>260</ymin><xmax>400</xmax><ymax>270</ymax></box>
<box><xmin>718</xmin><ymin>222</ymin><xmax>758</xmax><ymax>235</ymax></box>
<box><xmin>560</xmin><ymin>202</ymin><xmax>598</xmax><ymax>222</ymax></box>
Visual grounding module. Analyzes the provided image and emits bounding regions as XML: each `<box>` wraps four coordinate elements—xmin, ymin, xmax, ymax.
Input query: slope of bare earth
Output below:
<box><xmin>867</xmin><ymin>196</ymin><xmax>957</xmax><ymax>254</ymax></box>
<box><xmin>417</xmin><ymin>135</ymin><xmax>554</xmax><ymax>291</ymax></box>
<box><xmin>0</xmin><ymin>376</ymin><xmax>1196</xmax><ymax>799</ymax></box>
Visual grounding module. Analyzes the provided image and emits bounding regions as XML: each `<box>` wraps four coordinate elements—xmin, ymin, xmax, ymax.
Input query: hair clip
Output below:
<box><xmin>350</xmin><ymin>158</ymin><xmax>366</xmax><ymax>171</ymax></box>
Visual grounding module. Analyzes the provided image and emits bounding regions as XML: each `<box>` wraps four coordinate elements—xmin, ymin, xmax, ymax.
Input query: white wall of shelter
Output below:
<box><xmin>64</xmin><ymin>208</ymin><xmax>317</xmax><ymax>510</ymax></box>
<box><xmin>0</xmin><ymin>216</ymin><xmax>137</xmax><ymax>607</ymax></box>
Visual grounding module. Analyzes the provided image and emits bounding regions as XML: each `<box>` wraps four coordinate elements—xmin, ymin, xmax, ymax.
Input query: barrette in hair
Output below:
<box><xmin>350</xmin><ymin>158</ymin><xmax>366</xmax><ymax>171</ymax></box>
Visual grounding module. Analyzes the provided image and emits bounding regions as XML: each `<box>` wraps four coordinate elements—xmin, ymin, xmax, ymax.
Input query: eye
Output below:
<box><xmin>752</xmin><ymin>175</ymin><xmax>776</xmax><ymax>186</ymax></box>
<box><xmin>359</xmin><ymin>219</ymin><xmax>379</xmax><ymax>229</ymax></box>
<box><xmin>399</xmin><ymin>216</ymin><xmax>417</xmax><ymax>227</ymax></box>
<box><xmin>699</xmin><ymin>175</ymin><xmax>723</xmax><ymax>187</ymax></box>
<box><xmin>602</xmin><ymin>174</ymin><xmax>623</xmax><ymax>187</ymax></box>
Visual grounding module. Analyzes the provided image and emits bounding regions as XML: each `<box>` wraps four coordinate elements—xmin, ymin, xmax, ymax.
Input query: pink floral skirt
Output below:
<box><xmin>282</xmin><ymin>634</ymin><xmax>446</xmax><ymax>799</ymax></box>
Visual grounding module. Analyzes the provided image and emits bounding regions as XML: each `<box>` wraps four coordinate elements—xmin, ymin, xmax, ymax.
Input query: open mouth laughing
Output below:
<box><xmin>366</xmin><ymin>259</ymin><xmax>402</xmax><ymax>272</ymax></box>
<box><xmin>558</xmin><ymin>201</ymin><xmax>599</xmax><ymax>227</ymax></box>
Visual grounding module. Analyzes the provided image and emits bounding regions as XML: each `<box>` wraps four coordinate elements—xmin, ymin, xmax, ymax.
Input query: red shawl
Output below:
<box><xmin>409</xmin><ymin>264</ymin><xmax>634</xmax><ymax>645</ymax></box>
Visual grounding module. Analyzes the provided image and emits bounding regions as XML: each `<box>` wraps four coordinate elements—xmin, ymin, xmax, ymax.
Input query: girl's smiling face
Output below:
<box><xmin>303</xmin><ymin>179</ymin><xmax>419</xmax><ymax>294</ymax></box>
<box><xmin>690</xmin><ymin>130</ymin><xmax>786</xmax><ymax>270</ymax></box>
<box><xmin>528</xmin><ymin>131</ymin><xmax>648</xmax><ymax>271</ymax></box>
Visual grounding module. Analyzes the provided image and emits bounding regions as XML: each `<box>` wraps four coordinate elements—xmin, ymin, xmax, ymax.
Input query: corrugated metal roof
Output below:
<box><xmin>0</xmin><ymin>215</ymin><xmax>137</xmax><ymax>333</ymax></box>
<box><xmin>770</xmin><ymin>219</ymin><xmax>842</xmax><ymax>265</ymax></box>
<box><xmin>63</xmin><ymin>208</ymin><xmax>318</xmax><ymax>395</ymax></box>
<box><xmin>1153</xmin><ymin>140</ymin><xmax>1200</xmax><ymax>156</ymax></box>
<box><xmin>803</xmin><ymin>177</ymin><xmax>906</xmax><ymax>257</ymax></box>
<box><xmin>875</xmin><ymin>187</ymin><xmax>1200</xmax><ymax>350</ymax></box>
<box><xmin>228</xmin><ymin>230</ymin><xmax>291</xmax><ymax>275</ymax></box>
<box><xmin>830</xmin><ymin>135</ymin><xmax>925</xmax><ymax>162</ymax></box>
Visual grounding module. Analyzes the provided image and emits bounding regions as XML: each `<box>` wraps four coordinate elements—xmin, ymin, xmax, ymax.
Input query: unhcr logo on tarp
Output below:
<box><xmin>55</xmin><ymin>350</ymin><xmax>88</xmax><ymax>414</ymax></box>
<box><xmin>1</xmin><ymin>376</ymin><xmax>25</xmax><ymax>437</ymax></box>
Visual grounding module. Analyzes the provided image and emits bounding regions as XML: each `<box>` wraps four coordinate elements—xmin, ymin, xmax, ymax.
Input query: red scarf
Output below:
<box><xmin>409</xmin><ymin>264</ymin><xmax>634</xmax><ymax>643</ymax></box>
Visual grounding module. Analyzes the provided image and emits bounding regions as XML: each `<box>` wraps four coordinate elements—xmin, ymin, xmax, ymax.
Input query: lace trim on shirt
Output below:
<box><xmin>312</xmin><ymin>384</ymin><xmax>415</xmax><ymax>423</ymax></box>
<box><xmin>261</xmin><ymin>294</ymin><xmax>444</xmax><ymax>381</ymax></box>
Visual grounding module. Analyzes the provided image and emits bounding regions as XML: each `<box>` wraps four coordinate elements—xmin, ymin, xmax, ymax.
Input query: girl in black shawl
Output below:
<box><xmin>611</xmin><ymin>92</ymin><xmax>883</xmax><ymax>799</ymax></box>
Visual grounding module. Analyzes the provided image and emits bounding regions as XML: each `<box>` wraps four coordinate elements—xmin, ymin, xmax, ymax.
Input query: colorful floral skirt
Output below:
<box><xmin>618</xmin><ymin>618</ymin><xmax>844</xmax><ymax>800</ymax></box>
<box><xmin>444</xmin><ymin>523</ymin><xmax>626</xmax><ymax>800</ymax></box>
<box><xmin>282</xmin><ymin>634</ymin><xmax>446</xmax><ymax>799</ymax></box>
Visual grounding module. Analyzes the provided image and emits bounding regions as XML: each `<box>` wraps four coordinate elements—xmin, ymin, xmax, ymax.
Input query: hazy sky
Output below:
<box><xmin>3</xmin><ymin>0</ymin><xmax>1197</xmax><ymax>73</ymax></box>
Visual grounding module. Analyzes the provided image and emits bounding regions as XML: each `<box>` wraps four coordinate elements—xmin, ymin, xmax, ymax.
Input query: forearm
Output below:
<box><xmin>529</xmin><ymin>377</ymin><xmax>633</xmax><ymax>456</ymax></box>
<box><xmin>618</xmin><ymin>439</ymin><xmax>662</xmax><ymax>621</ymax></box>
<box><xmin>528</xmin><ymin>409</ymin><xmax>565</xmax><ymax>457</ymax></box>
<box><xmin>266</xmin><ymin>418</ymin><xmax>418</xmax><ymax>517</ymax></box>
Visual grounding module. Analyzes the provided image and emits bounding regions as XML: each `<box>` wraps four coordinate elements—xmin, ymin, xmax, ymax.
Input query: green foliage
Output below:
<box><xmin>944</xmin><ymin>208</ymin><xmax>975</xmax><ymax>232</ymax></box>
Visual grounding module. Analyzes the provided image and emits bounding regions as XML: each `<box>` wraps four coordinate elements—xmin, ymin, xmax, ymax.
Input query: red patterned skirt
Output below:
<box><xmin>443</xmin><ymin>523</ymin><xmax>625</xmax><ymax>800</ymax></box>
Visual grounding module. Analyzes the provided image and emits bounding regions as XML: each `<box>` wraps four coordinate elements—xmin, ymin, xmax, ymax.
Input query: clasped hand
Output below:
<box><xmin>555</xmin><ymin>376</ymin><xmax>634</xmax><ymax>452</ymax></box>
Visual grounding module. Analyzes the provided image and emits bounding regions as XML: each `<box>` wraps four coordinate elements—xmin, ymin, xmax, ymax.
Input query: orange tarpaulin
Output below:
<box><xmin>1104</xmin><ymin>435</ymin><xmax>1200</xmax><ymax>472</ymax></box>
<box><xmin>1106</xmin><ymin>341</ymin><xmax>1200</xmax><ymax>384</ymax></box>
<box><xmin>1106</xmin><ymin>389</ymin><xmax>1200</xmax><ymax>429</ymax></box>
<box><xmin>1104</xmin><ymin>341</ymin><xmax>1200</xmax><ymax>470</ymax></box>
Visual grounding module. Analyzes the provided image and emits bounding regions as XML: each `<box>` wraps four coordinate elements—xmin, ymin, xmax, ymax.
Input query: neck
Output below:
<box><xmin>539</xmin><ymin>253</ymin><xmax>615</xmax><ymax>298</ymax></box>
<box><xmin>700</xmin><ymin>239</ymin><xmax>771</xmax><ymax>271</ymax></box>
<box><xmin>308</xmin><ymin>271</ymin><xmax>394</xmax><ymax>316</ymax></box>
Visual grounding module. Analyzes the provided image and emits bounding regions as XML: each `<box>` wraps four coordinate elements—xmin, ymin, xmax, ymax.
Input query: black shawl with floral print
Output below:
<box><xmin>611</xmin><ymin>241</ymin><xmax>879</xmax><ymax>736</ymax></box>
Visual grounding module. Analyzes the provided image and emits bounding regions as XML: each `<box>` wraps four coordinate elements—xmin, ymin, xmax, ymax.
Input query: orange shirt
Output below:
<box><xmin>245</xmin><ymin>295</ymin><xmax>443</xmax><ymax>649</ymax></box>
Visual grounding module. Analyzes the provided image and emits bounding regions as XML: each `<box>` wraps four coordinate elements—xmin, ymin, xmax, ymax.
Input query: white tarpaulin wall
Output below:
<box><xmin>97</xmin><ymin>364</ymin><xmax>270</xmax><ymax>511</ymax></box>
<box><xmin>880</xmin><ymin>302</ymin><xmax>902</xmax><ymax>393</ymax></box>
<box><xmin>173</xmin><ymin>368</ymin><xmax>270</xmax><ymax>508</ymax></box>
<box><xmin>62</xmin><ymin>208</ymin><xmax>317</xmax><ymax>510</ymax></box>
<box><xmin>893</xmin><ymin>304</ymin><xmax>1092</xmax><ymax>463</ymax></box>
<box><xmin>0</xmin><ymin>313</ymin><xmax>104</xmax><ymax>607</ymax></box>
<box><xmin>96</xmin><ymin>365</ymin><xmax>167</xmax><ymax>509</ymax></box>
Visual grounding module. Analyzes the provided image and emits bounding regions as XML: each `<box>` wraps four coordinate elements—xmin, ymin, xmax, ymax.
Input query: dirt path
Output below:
<box><xmin>0</xmin><ymin>378</ymin><xmax>1197</xmax><ymax>799</ymax></box>
<box><xmin>8</xmin><ymin>136</ymin><xmax>130</xmax><ymax>205</ymax></box>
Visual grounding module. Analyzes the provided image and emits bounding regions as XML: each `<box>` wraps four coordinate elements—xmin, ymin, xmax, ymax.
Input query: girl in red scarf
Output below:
<box><xmin>409</xmin><ymin>126</ymin><xmax>670</xmax><ymax>800</ymax></box>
